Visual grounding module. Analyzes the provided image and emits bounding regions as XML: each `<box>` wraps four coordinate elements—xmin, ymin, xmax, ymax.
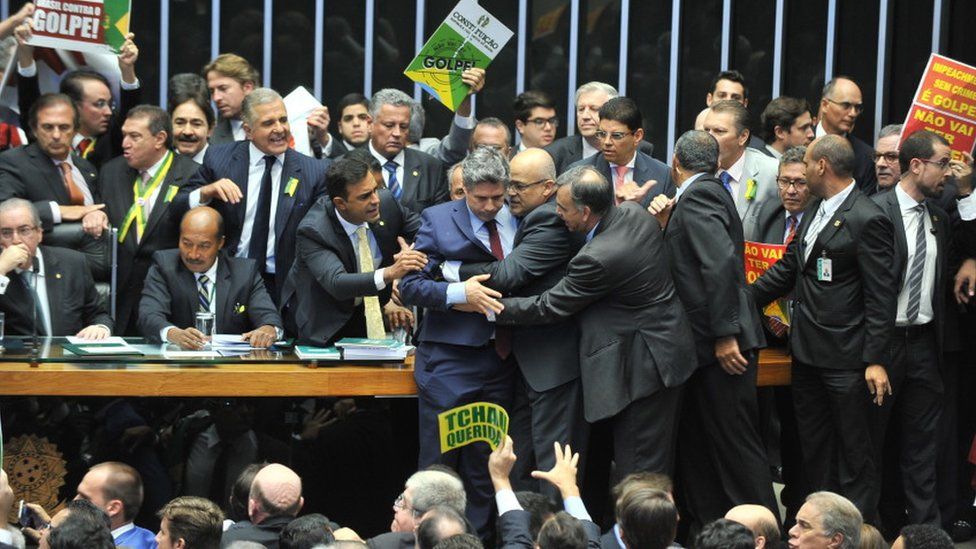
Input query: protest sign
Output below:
<box><xmin>744</xmin><ymin>240</ymin><xmax>791</xmax><ymax>326</ymax></box>
<box><xmin>901</xmin><ymin>53</ymin><xmax>976</xmax><ymax>158</ymax></box>
<box><xmin>438</xmin><ymin>401</ymin><xmax>508</xmax><ymax>453</ymax></box>
<box><xmin>404</xmin><ymin>0</ymin><xmax>513</xmax><ymax>111</ymax></box>
<box><xmin>27</xmin><ymin>0</ymin><xmax>131</xmax><ymax>55</ymax></box>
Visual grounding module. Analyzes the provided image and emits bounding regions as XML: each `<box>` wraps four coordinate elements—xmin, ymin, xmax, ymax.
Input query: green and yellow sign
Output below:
<box><xmin>438</xmin><ymin>401</ymin><xmax>509</xmax><ymax>453</ymax></box>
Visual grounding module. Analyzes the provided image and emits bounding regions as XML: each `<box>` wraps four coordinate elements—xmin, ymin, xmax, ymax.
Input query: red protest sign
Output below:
<box><xmin>901</xmin><ymin>53</ymin><xmax>976</xmax><ymax>158</ymax></box>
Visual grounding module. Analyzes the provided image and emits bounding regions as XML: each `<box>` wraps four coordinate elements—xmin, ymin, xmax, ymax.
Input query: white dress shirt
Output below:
<box><xmin>894</xmin><ymin>185</ymin><xmax>937</xmax><ymax>326</ymax></box>
<box><xmin>674</xmin><ymin>172</ymin><xmax>706</xmax><ymax>201</ymax></box>
<box><xmin>334</xmin><ymin>208</ymin><xmax>387</xmax><ymax>300</ymax></box>
<box><xmin>717</xmin><ymin>151</ymin><xmax>746</xmax><ymax>206</ymax></box>
<box><xmin>192</xmin><ymin>143</ymin><xmax>209</xmax><ymax>164</ymax></box>
<box><xmin>803</xmin><ymin>180</ymin><xmax>857</xmax><ymax>262</ymax></box>
<box><xmin>369</xmin><ymin>142</ymin><xmax>405</xmax><ymax>187</ymax></box>
<box><xmin>231</xmin><ymin>119</ymin><xmax>246</xmax><ymax>141</ymax></box>
<box><xmin>138</xmin><ymin>152</ymin><xmax>171</xmax><ymax>222</ymax></box>
<box><xmin>444</xmin><ymin>204</ymin><xmax>517</xmax><ymax>304</ymax></box>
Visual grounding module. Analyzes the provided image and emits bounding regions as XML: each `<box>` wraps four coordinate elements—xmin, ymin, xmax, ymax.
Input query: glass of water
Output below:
<box><xmin>0</xmin><ymin>311</ymin><xmax>5</xmax><ymax>350</ymax></box>
<box><xmin>194</xmin><ymin>312</ymin><xmax>214</xmax><ymax>350</ymax></box>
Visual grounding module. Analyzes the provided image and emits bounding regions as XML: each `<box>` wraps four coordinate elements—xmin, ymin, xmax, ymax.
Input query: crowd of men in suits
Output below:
<box><xmin>0</xmin><ymin>5</ymin><xmax>973</xmax><ymax>547</ymax></box>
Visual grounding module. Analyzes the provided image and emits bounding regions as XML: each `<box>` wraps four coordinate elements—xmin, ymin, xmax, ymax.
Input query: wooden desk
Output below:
<box><xmin>0</xmin><ymin>348</ymin><xmax>792</xmax><ymax>397</ymax></box>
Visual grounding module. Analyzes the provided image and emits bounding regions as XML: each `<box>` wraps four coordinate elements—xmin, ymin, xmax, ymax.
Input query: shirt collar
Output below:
<box><xmin>192</xmin><ymin>143</ymin><xmax>209</xmax><ymax>164</ymax></box>
<box><xmin>111</xmin><ymin>522</ymin><xmax>135</xmax><ymax>540</ymax></box>
<box><xmin>466</xmin><ymin>203</ymin><xmax>514</xmax><ymax>235</ymax></box>
<box><xmin>765</xmin><ymin>144</ymin><xmax>783</xmax><ymax>159</ymax></box>
<box><xmin>581</xmin><ymin>136</ymin><xmax>599</xmax><ymax>159</ymax></box>
<box><xmin>369</xmin><ymin>141</ymin><xmax>405</xmax><ymax>167</ymax></box>
<box><xmin>142</xmin><ymin>150</ymin><xmax>170</xmax><ymax>178</ymax></box>
<box><xmin>723</xmin><ymin>151</ymin><xmax>746</xmax><ymax>182</ymax></box>
<box><xmin>821</xmin><ymin>180</ymin><xmax>857</xmax><ymax>214</ymax></box>
<box><xmin>335</xmin><ymin>207</ymin><xmax>368</xmax><ymax>237</ymax></box>
<box><xmin>194</xmin><ymin>258</ymin><xmax>219</xmax><ymax>282</ymax></box>
<box><xmin>785</xmin><ymin>210</ymin><xmax>804</xmax><ymax>222</ymax></box>
<box><xmin>613</xmin><ymin>524</ymin><xmax>625</xmax><ymax>549</ymax></box>
<box><xmin>675</xmin><ymin>172</ymin><xmax>706</xmax><ymax>200</ymax></box>
<box><xmin>585</xmin><ymin>220</ymin><xmax>601</xmax><ymax>243</ymax></box>
<box><xmin>248</xmin><ymin>142</ymin><xmax>285</xmax><ymax>166</ymax></box>
<box><xmin>895</xmin><ymin>183</ymin><xmax>925</xmax><ymax>213</ymax></box>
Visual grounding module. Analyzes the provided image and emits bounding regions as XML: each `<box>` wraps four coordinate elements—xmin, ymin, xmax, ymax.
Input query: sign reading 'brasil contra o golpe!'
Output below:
<box><xmin>27</xmin><ymin>0</ymin><xmax>131</xmax><ymax>55</ymax></box>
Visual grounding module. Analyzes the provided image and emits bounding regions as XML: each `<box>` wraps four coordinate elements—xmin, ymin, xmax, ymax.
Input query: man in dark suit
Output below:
<box><xmin>655</xmin><ymin>130</ymin><xmax>776</xmax><ymax>527</ymax></box>
<box><xmin>0</xmin><ymin>94</ymin><xmax>104</xmax><ymax>234</ymax></box>
<box><xmin>138</xmin><ymin>206</ymin><xmax>282</xmax><ymax>349</ymax></box>
<box><xmin>220</xmin><ymin>464</ymin><xmax>303</xmax><ymax>549</ymax></box>
<box><xmin>204</xmin><ymin>54</ymin><xmax>258</xmax><ymax>145</ymax></box>
<box><xmin>816</xmin><ymin>77</ymin><xmax>879</xmax><ymax>196</ymax></box>
<box><xmin>544</xmin><ymin>81</ymin><xmax>653</xmax><ymax>176</ymax></box>
<box><xmin>493</xmin><ymin>165</ymin><xmax>698</xmax><ymax>483</ymax></box>
<box><xmin>281</xmin><ymin>155</ymin><xmax>426</xmax><ymax>345</ymax></box>
<box><xmin>169</xmin><ymin>89</ymin><xmax>215</xmax><ymax>165</ymax></box>
<box><xmin>173</xmin><ymin>88</ymin><xmax>330</xmax><ymax>303</ymax></box>
<box><xmin>758</xmin><ymin>96</ymin><xmax>815</xmax><ymax>160</ymax></box>
<box><xmin>444</xmin><ymin>148</ymin><xmax>584</xmax><ymax>496</ymax></box>
<box><xmin>13</xmin><ymin>29</ymin><xmax>142</xmax><ymax>170</ymax></box>
<box><xmin>367</xmin><ymin>89</ymin><xmax>448</xmax><ymax>214</ymax></box>
<box><xmin>870</xmin><ymin>130</ymin><xmax>954</xmax><ymax>528</ymax></box>
<box><xmin>0</xmin><ymin>198</ymin><xmax>111</xmax><ymax>337</ymax></box>
<box><xmin>569</xmin><ymin>97</ymin><xmax>674</xmax><ymax>208</ymax></box>
<box><xmin>399</xmin><ymin>147</ymin><xmax>519</xmax><ymax>536</ymax></box>
<box><xmin>755</xmin><ymin>147</ymin><xmax>813</xmax><ymax>247</ymax></box>
<box><xmin>750</xmin><ymin>135</ymin><xmax>898</xmax><ymax>521</ymax></box>
<box><xmin>102</xmin><ymin>106</ymin><xmax>200</xmax><ymax>335</ymax></box>
<box><xmin>322</xmin><ymin>93</ymin><xmax>371</xmax><ymax>159</ymax></box>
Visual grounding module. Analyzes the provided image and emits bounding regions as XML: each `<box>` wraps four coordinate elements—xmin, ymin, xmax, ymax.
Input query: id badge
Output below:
<box><xmin>817</xmin><ymin>257</ymin><xmax>833</xmax><ymax>282</ymax></box>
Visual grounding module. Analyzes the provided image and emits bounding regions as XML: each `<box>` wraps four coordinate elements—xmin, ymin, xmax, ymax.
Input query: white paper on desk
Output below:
<box><xmin>66</xmin><ymin>336</ymin><xmax>129</xmax><ymax>345</ymax></box>
<box><xmin>162</xmin><ymin>349</ymin><xmax>220</xmax><ymax>359</ymax></box>
<box><xmin>210</xmin><ymin>334</ymin><xmax>286</xmax><ymax>350</ymax></box>
<box><xmin>283</xmin><ymin>86</ymin><xmax>321</xmax><ymax>157</ymax></box>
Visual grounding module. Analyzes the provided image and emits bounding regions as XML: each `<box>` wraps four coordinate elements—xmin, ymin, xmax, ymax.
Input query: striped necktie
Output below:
<box><xmin>198</xmin><ymin>274</ymin><xmax>211</xmax><ymax>313</ymax></box>
<box><xmin>905</xmin><ymin>204</ymin><xmax>927</xmax><ymax>323</ymax></box>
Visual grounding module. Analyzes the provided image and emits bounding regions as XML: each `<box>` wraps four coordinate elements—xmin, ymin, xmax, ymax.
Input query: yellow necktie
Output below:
<box><xmin>357</xmin><ymin>226</ymin><xmax>386</xmax><ymax>339</ymax></box>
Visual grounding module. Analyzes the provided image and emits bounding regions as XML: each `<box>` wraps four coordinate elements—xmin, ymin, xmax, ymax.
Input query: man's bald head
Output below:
<box><xmin>510</xmin><ymin>148</ymin><xmax>556</xmax><ymax>181</ymax></box>
<box><xmin>179</xmin><ymin>206</ymin><xmax>225</xmax><ymax>273</ymax></box>
<box><xmin>508</xmin><ymin>148</ymin><xmax>558</xmax><ymax>217</ymax></box>
<box><xmin>725</xmin><ymin>504</ymin><xmax>780</xmax><ymax>549</ymax></box>
<box><xmin>181</xmin><ymin>206</ymin><xmax>224</xmax><ymax>241</ymax></box>
<box><xmin>248</xmin><ymin>464</ymin><xmax>303</xmax><ymax>524</ymax></box>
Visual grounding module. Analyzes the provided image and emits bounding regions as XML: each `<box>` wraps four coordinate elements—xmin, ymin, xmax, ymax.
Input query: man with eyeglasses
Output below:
<box><xmin>369</xmin><ymin>469</ymin><xmax>465</xmax><ymax>546</ymax></box>
<box><xmin>14</xmin><ymin>26</ymin><xmax>141</xmax><ymax>171</ymax></box>
<box><xmin>439</xmin><ymin>148</ymin><xmax>584</xmax><ymax>499</ymax></box>
<box><xmin>816</xmin><ymin>77</ymin><xmax>879</xmax><ymax>196</ymax></box>
<box><xmin>756</xmin><ymin>146</ymin><xmax>814</xmax><ymax>251</ymax></box>
<box><xmin>874</xmin><ymin>124</ymin><xmax>903</xmax><ymax>191</ymax></box>
<box><xmin>513</xmin><ymin>91</ymin><xmax>558</xmax><ymax>154</ymax></box>
<box><xmin>570</xmin><ymin>97</ymin><xmax>674</xmax><ymax>207</ymax></box>
<box><xmin>0</xmin><ymin>198</ymin><xmax>111</xmax><ymax>338</ymax></box>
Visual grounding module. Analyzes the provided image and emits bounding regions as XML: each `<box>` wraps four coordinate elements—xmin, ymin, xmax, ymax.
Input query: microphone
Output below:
<box><xmin>29</xmin><ymin>256</ymin><xmax>41</xmax><ymax>361</ymax></box>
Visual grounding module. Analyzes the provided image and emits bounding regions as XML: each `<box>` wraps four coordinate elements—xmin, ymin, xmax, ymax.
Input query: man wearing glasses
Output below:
<box><xmin>0</xmin><ymin>198</ymin><xmax>111</xmax><ymax>338</ymax></box>
<box><xmin>874</xmin><ymin>124</ymin><xmax>904</xmax><ymax>191</ymax></box>
<box><xmin>513</xmin><ymin>91</ymin><xmax>558</xmax><ymax>153</ymax></box>
<box><xmin>569</xmin><ymin>97</ymin><xmax>674</xmax><ymax>207</ymax></box>
<box><xmin>816</xmin><ymin>77</ymin><xmax>879</xmax><ymax>195</ymax></box>
<box><xmin>756</xmin><ymin>146</ymin><xmax>814</xmax><ymax>249</ymax></box>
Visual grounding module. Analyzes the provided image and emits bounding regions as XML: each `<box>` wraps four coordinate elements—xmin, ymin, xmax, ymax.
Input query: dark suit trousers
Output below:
<box><xmin>678</xmin><ymin>352</ymin><xmax>778</xmax><ymax>528</ymax></box>
<box><xmin>870</xmin><ymin>325</ymin><xmax>942</xmax><ymax>527</ymax></box>
<box><xmin>792</xmin><ymin>360</ymin><xmax>879</xmax><ymax>522</ymax></box>
<box><xmin>508</xmin><ymin>370</ymin><xmax>587</xmax><ymax>501</ymax></box>
<box><xmin>414</xmin><ymin>342</ymin><xmax>515</xmax><ymax>539</ymax></box>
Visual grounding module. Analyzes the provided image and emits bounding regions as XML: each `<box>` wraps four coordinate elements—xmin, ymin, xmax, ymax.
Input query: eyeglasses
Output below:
<box><xmin>0</xmin><ymin>225</ymin><xmax>38</xmax><ymax>240</ymax></box>
<box><xmin>919</xmin><ymin>158</ymin><xmax>950</xmax><ymax>170</ymax></box>
<box><xmin>526</xmin><ymin>117</ymin><xmax>559</xmax><ymax>128</ymax></box>
<box><xmin>595</xmin><ymin>130</ymin><xmax>634</xmax><ymax>141</ymax></box>
<box><xmin>509</xmin><ymin>178</ymin><xmax>548</xmax><ymax>193</ymax></box>
<box><xmin>824</xmin><ymin>98</ymin><xmax>863</xmax><ymax>114</ymax></box>
<box><xmin>87</xmin><ymin>99</ymin><xmax>116</xmax><ymax>110</ymax></box>
<box><xmin>873</xmin><ymin>151</ymin><xmax>899</xmax><ymax>163</ymax></box>
<box><xmin>393</xmin><ymin>493</ymin><xmax>411</xmax><ymax>512</ymax></box>
<box><xmin>776</xmin><ymin>177</ymin><xmax>807</xmax><ymax>190</ymax></box>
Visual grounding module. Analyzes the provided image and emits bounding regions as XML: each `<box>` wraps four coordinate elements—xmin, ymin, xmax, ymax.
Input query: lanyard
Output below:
<box><xmin>118</xmin><ymin>151</ymin><xmax>174</xmax><ymax>243</ymax></box>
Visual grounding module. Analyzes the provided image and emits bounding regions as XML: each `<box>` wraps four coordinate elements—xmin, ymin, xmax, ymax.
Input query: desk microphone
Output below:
<box><xmin>29</xmin><ymin>257</ymin><xmax>41</xmax><ymax>363</ymax></box>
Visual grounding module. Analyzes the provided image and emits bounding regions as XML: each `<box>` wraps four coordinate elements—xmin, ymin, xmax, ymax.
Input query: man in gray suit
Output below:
<box><xmin>490</xmin><ymin>164</ymin><xmax>697</xmax><ymax>482</ymax></box>
<box><xmin>204</xmin><ymin>54</ymin><xmax>258</xmax><ymax>144</ymax></box>
<box><xmin>703</xmin><ymin>100</ymin><xmax>779</xmax><ymax>241</ymax></box>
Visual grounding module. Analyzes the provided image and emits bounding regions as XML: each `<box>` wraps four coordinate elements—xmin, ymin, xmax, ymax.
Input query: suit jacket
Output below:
<box><xmin>367</xmin><ymin>532</ymin><xmax>414</xmax><ymax>549</ymax></box>
<box><xmin>173</xmin><ymin>141</ymin><xmax>330</xmax><ymax>293</ymax></box>
<box><xmin>281</xmin><ymin>191</ymin><xmax>421</xmax><ymax>345</ymax></box>
<box><xmin>750</xmin><ymin>186</ymin><xmax>897</xmax><ymax>369</ymax></box>
<box><xmin>545</xmin><ymin>135</ymin><xmax>654</xmax><ymax>175</ymax></box>
<box><xmin>211</xmin><ymin>117</ymin><xmax>237</xmax><ymax>145</ymax></box>
<box><xmin>664</xmin><ymin>175</ymin><xmax>766</xmax><ymax>366</ymax></box>
<box><xmin>849</xmin><ymin>133</ymin><xmax>879</xmax><ymax>196</ymax></box>
<box><xmin>737</xmin><ymin>148</ymin><xmax>780</xmax><ymax>242</ymax></box>
<box><xmin>138</xmin><ymin>250</ymin><xmax>283</xmax><ymax>342</ymax></box>
<box><xmin>220</xmin><ymin>515</ymin><xmax>292</xmax><ymax>549</ymax></box>
<box><xmin>498</xmin><ymin>508</ymin><xmax>600</xmax><ymax>549</ymax></box>
<box><xmin>755</xmin><ymin>199</ymin><xmax>790</xmax><ymax>245</ymax></box>
<box><xmin>18</xmin><ymin>74</ymin><xmax>141</xmax><ymax>170</ymax></box>
<box><xmin>457</xmin><ymin>197</ymin><xmax>583</xmax><ymax>392</ymax></box>
<box><xmin>0</xmin><ymin>245</ymin><xmax>112</xmax><ymax>335</ymax></box>
<box><xmin>399</xmin><ymin>200</ymin><xmax>506</xmax><ymax>347</ymax></box>
<box><xmin>873</xmin><ymin>189</ymin><xmax>951</xmax><ymax>355</ymax></box>
<box><xmin>396</xmin><ymin>147</ymin><xmax>450</xmax><ymax>214</ymax></box>
<box><xmin>0</xmin><ymin>142</ymin><xmax>99</xmax><ymax>230</ymax></box>
<box><xmin>497</xmin><ymin>203</ymin><xmax>698</xmax><ymax>422</ymax></box>
<box><xmin>570</xmin><ymin>150</ymin><xmax>675</xmax><ymax>207</ymax></box>
<box><xmin>102</xmin><ymin>152</ymin><xmax>200</xmax><ymax>334</ymax></box>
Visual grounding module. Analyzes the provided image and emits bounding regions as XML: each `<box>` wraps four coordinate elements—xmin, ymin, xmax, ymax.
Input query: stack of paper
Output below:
<box><xmin>294</xmin><ymin>346</ymin><xmax>341</xmax><ymax>360</ymax></box>
<box><xmin>335</xmin><ymin>338</ymin><xmax>414</xmax><ymax>360</ymax></box>
<box><xmin>63</xmin><ymin>336</ymin><xmax>143</xmax><ymax>356</ymax></box>
<box><xmin>210</xmin><ymin>334</ymin><xmax>287</xmax><ymax>356</ymax></box>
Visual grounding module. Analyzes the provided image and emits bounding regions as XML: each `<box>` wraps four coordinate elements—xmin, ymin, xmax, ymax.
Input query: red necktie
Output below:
<box><xmin>485</xmin><ymin>220</ymin><xmax>511</xmax><ymax>358</ymax></box>
<box><xmin>785</xmin><ymin>215</ymin><xmax>798</xmax><ymax>245</ymax></box>
<box><xmin>76</xmin><ymin>137</ymin><xmax>93</xmax><ymax>158</ymax></box>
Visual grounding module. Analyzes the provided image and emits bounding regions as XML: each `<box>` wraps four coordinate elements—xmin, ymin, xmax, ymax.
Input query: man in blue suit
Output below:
<box><xmin>173</xmin><ymin>88</ymin><xmax>330</xmax><ymax>303</ymax></box>
<box><xmin>569</xmin><ymin>97</ymin><xmax>674</xmax><ymax>207</ymax></box>
<box><xmin>399</xmin><ymin>147</ymin><xmax>517</xmax><ymax>538</ymax></box>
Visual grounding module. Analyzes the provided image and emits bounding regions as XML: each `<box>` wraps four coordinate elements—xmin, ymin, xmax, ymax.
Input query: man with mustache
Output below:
<box><xmin>170</xmin><ymin>92</ymin><xmax>214</xmax><ymax>164</ymax></box>
<box><xmin>204</xmin><ymin>54</ymin><xmax>258</xmax><ymax>145</ymax></box>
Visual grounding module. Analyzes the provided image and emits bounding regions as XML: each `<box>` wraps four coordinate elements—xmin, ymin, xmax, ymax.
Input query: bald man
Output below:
<box><xmin>220</xmin><ymin>464</ymin><xmax>303</xmax><ymax>549</ymax></box>
<box><xmin>725</xmin><ymin>504</ymin><xmax>781</xmax><ymax>549</ymax></box>
<box><xmin>138</xmin><ymin>206</ymin><xmax>283</xmax><ymax>349</ymax></box>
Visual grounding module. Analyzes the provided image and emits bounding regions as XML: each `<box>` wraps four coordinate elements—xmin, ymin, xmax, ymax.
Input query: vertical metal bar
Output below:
<box><xmin>516</xmin><ymin>0</ymin><xmax>527</xmax><ymax>95</ymax></box>
<box><xmin>618</xmin><ymin>0</ymin><xmax>630</xmax><ymax>95</ymax></box>
<box><xmin>1</xmin><ymin>1</ymin><xmax>9</xmax><ymax>21</ymax></box>
<box><xmin>262</xmin><ymin>0</ymin><xmax>272</xmax><ymax>87</ymax></box>
<box><xmin>667</xmin><ymin>0</ymin><xmax>681</xmax><ymax>161</ymax></box>
<box><xmin>721</xmin><ymin>0</ymin><xmax>731</xmax><ymax>70</ymax></box>
<box><xmin>567</xmin><ymin>0</ymin><xmax>580</xmax><ymax>136</ymax></box>
<box><xmin>824</xmin><ymin>0</ymin><xmax>837</xmax><ymax>82</ymax></box>
<box><xmin>932</xmin><ymin>0</ymin><xmax>942</xmax><ymax>54</ymax></box>
<box><xmin>414</xmin><ymin>0</ymin><xmax>425</xmax><ymax>102</ymax></box>
<box><xmin>160</xmin><ymin>0</ymin><xmax>170</xmax><ymax>106</ymax></box>
<box><xmin>211</xmin><ymin>0</ymin><xmax>220</xmax><ymax>60</ymax></box>
<box><xmin>314</xmin><ymin>0</ymin><xmax>324</xmax><ymax>99</ymax></box>
<box><xmin>875</xmin><ymin>0</ymin><xmax>889</xmax><ymax>137</ymax></box>
<box><xmin>772</xmin><ymin>0</ymin><xmax>784</xmax><ymax>97</ymax></box>
<box><xmin>364</xmin><ymin>0</ymin><xmax>375</xmax><ymax>95</ymax></box>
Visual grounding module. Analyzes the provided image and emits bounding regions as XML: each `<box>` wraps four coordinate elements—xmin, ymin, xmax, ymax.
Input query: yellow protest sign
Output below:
<box><xmin>438</xmin><ymin>401</ymin><xmax>508</xmax><ymax>453</ymax></box>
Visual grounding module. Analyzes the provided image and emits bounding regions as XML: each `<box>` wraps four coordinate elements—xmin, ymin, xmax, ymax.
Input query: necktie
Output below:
<box><xmin>198</xmin><ymin>274</ymin><xmax>211</xmax><ymax>313</ymax></box>
<box><xmin>613</xmin><ymin>165</ymin><xmax>628</xmax><ymax>205</ymax></box>
<box><xmin>75</xmin><ymin>137</ymin><xmax>93</xmax><ymax>158</ymax></box>
<box><xmin>357</xmin><ymin>226</ymin><xmax>386</xmax><ymax>339</ymax></box>
<box><xmin>59</xmin><ymin>162</ymin><xmax>85</xmax><ymax>205</ymax></box>
<box><xmin>905</xmin><ymin>204</ymin><xmax>927</xmax><ymax>323</ymax></box>
<box><xmin>484</xmin><ymin>219</ymin><xmax>511</xmax><ymax>358</ymax></box>
<box><xmin>785</xmin><ymin>215</ymin><xmax>798</xmax><ymax>245</ymax></box>
<box><xmin>719</xmin><ymin>171</ymin><xmax>734</xmax><ymax>195</ymax></box>
<box><xmin>384</xmin><ymin>160</ymin><xmax>401</xmax><ymax>200</ymax></box>
<box><xmin>20</xmin><ymin>271</ymin><xmax>47</xmax><ymax>336</ymax></box>
<box><xmin>248</xmin><ymin>155</ymin><xmax>276</xmax><ymax>271</ymax></box>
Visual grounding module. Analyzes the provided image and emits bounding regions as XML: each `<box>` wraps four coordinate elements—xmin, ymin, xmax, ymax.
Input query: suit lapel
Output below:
<box><xmin>328</xmin><ymin>207</ymin><xmax>357</xmax><ymax>270</ymax></box>
<box><xmin>232</xmin><ymin>143</ymin><xmax>251</xmax><ymax>231</ymax></box>
<box><xmin>369</xmin><ymin>216</ymin><xmax>397</xmax><ymax>267</ymax></box>
<box><xmin>274</xmin><ymin>150</ymin><xmax>300</xmax><ymax>243</ymax></box>
<box><xmin>142</xmin><ymin>155</ymin><xmax>182</xmax><ymax>245</ymax></box>
<box><xmin>400</xmin><ymin>150</ymin><xmax>422</xmax><ymax>207</ymax></box>
<box><xmin>735</xmin><ymin>154</ymin><xmax>757</xmax><ymax>218</ymax></box>
<box><xmin>42</xmin><ymin>249</ymin><xmax>62</xmax><ymax>336</ymax></box>
<box><xmin>176</xmin><ymin>260</ymin><xmax>199</xmax><ymax>324</ymax></box>
<box><xmin>452</xmin><ymin>202</ymin><xmax>491</xmax><ymax>255</ymax></box>
<box><xmin>884</xmin><ymin>193</ymin><xmax>909</xmax><ymax>286</ymax></box>
<box><xmin>214</xmin><ymin>259</ymin><xmax>233</xmax><ymax>331</ymax></box>
<box><xmin>805</xmin><ymin>192</ymin><xmax>858</xmax><ymax>267</ymax></box>
<box><xmin>30</xmin><ymin>145</ymin><xmax>70</xmax><ymax>204</ymax></box>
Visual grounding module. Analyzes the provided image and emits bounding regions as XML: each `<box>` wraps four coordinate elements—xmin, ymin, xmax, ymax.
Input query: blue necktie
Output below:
<box><xmin>384</xmin><ymin>160</ymin><xmax>401</xmax><ymax>200</ymax></box>
<box><xmin>198</xmin><ymin>274</ymin><xmax>211</xmax><ymax>313</ymax></box>
<box><xmin>719</xmin><ymin>171</ymin><xmax>733</xmax><ymax>194</ymax></box>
